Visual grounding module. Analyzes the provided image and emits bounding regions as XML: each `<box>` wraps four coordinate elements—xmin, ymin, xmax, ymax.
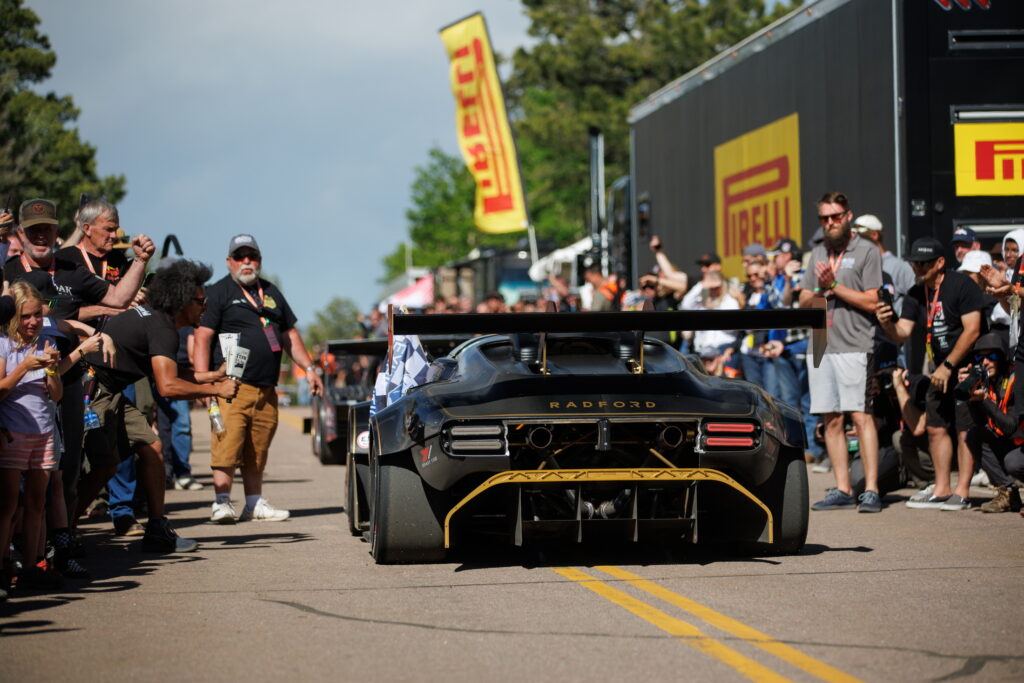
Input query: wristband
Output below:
<box><xmin>941</xmin><ymin>359</ymin><xmax>954</xmax><ymax>371</ymax></box>
<box><xmin>828</xmin><ymin>281</ymin><xmax>837</xmax><ymax>290</ymax></box>
<box><xmin>305</xmin><ymin>365</ymin><xmax>315</xmax><ymax>376</ymax></box>
<box><xmin>45</xmin><ymin>367</ymin><xmax>57</xmax><ymax>376</ymax></box>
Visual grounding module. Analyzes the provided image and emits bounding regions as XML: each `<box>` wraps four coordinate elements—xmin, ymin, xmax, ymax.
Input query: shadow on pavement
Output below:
<box><xmin>197</xmin><ymin>531</ymin><xmax>314</xmax><ymax>549</ymax></box>
<box><xmin>0</xmin><ymin>619</ymin><xmax>81</xmax><ymax>637</ymax></box>
<box><xmin>451</xmin><ymin>541</ymin><xmax>875</xmax><ymax>571</ymax></box>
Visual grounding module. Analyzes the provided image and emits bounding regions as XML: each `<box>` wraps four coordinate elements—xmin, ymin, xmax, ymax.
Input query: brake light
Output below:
<box><xmin>705</xmin><ymin>423</ymin><xmax>756</xmax><ymax>433</ymax></box>
<box><xmin>705</xmin><ymin>437</ymin><xmax>756</xmax><ymax>448</ymax></box>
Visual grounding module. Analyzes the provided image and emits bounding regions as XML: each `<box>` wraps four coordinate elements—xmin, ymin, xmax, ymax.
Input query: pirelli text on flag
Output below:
<box><xmin>440</xmin><ymin>13</ymin><xmax>528</xmax><ymax>234</ymax></box>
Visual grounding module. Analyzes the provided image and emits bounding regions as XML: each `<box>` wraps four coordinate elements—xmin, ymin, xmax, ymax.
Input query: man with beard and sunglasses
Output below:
<box><xmin>194</xmin><ymin>235</ymin><xmax>323</xmax><ymax>524</ymax></box>
<box><xmin>798</xmin><ymin>191</ymin><xmax>884</xmax><ymax>513</ymax></box>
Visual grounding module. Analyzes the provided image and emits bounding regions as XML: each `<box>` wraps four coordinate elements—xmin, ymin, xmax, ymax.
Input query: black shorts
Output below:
<box><xmin>924</xmin><ymin>381</ymin><xmax>957</xmax><ymax>429</ymax></box>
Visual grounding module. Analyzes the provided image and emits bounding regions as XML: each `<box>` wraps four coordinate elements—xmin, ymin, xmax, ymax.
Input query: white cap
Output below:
<box><xmin>852</xmin><ymin>214</ymin><xmax>883</xmax><ymax>233</ymax></box>
<box><xmin>958</xmin><ymin>250</ymin><xmax>992</xmax><ymax>273</ymax></box>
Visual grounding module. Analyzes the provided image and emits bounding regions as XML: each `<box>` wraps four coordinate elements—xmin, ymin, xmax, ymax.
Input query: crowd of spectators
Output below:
<box><xmin>0</xmin><ymin>199</ymin><xmax>319</xmax><ymax>602</ymax></box>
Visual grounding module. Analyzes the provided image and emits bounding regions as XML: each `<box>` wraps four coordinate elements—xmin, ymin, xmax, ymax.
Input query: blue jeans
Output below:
<box><xmin>739</xmin><ymin>353</ymin><xmax>781</xmax><ymax>400</ymax></box>
<box><xmin>156</xmin><ymin>393</ymin><xmax>193</xmax><ymax>479</ymax></box>
<box><xmin>107</xmin><ymin>384</ymin><xmax>140</xmax><ymax>521</ymax></box>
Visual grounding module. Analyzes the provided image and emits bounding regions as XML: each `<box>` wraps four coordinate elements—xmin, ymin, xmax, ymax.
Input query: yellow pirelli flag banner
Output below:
<box><xmin>440</xmin><ymin>13</ymin><xmax>528</xmax><ymax>234</ymax></box>
<box><xmin>954</xmin><ymin>122</ymin><xmax>1024</xmax><ymax>196</ymax></box>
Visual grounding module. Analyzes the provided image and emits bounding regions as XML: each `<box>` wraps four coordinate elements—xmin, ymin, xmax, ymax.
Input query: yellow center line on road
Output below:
<box><xmin>595</xmin><ymin>566</ymin><xmax>862</xmax><ymax>683</ymax></box>
<box><xmin>551</xmin><ymin>568</ymin><xmax>793</xmax><ymax>683</ymax></box>
<box><xmin>277</xmin><ymin>410</ymin><xmax>306</xmax><ymax>432</ymax></box>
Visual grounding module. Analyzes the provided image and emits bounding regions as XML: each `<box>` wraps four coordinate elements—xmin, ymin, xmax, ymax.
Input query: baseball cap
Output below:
<box><xmin>228</xmin><ymin>234</ymin><xmax>261</xmax><ymax>256</ymax></box>
<box><xmin>906</xmin><ymin>237</ymin><xmax>944</xmax><ymax>262</ymax></box>
<box><xmin>695</xmin><ymin>252</ymin><xmax>721</xmax><ymax>266</ymax></box>
<box><xmin>852</xmin><ymin>214</ymin><xmax>883</xmax><ymax>233</ymax></box>
<box><xmin>19</xmin><ymin>199</ymin><xmax>58</xmax><ymax>229</ymax></box>
<box><xmin>810</xmin><ymin>226</ymin><xmax>824</xmax><ymax>246</ymax></box>
<box><xmin>957</xmin><ymin>250</ymin><xmax>992</xmax><ymax>273</ymax></box>
<box><xmin>742</xmin><ymin>242</ymin><xmax>767</xmax><ymax>258</ymax></box>
<box><xmin>769</xmin><ymin>238</ymin><xmax>801</xmax><ymax>258</ymax></box>
<box><xmin>951</xmin><ymin>226</ymin><xmax>978</xmax><ymax>245</ymax></box>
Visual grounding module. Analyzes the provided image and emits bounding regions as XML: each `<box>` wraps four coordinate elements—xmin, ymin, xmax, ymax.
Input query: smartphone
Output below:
<box><xmin>877</xmin><ymin>286</ymin><xmax>894</xmax><ymax>310</ymax></box>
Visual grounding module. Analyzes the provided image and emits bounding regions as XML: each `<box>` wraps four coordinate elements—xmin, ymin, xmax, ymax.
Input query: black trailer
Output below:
<box><xmin>629</xmin><ymin>0</ymin><xmax>1024</xmax><ymax>280</ymax></box>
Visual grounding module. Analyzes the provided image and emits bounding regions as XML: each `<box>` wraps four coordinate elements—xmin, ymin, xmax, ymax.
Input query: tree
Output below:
<box><xmin>381</xmin><ymin>145</ymin><xmax>518</xmax><ymax>282</ymax></box>
<box><xmin>507</xmin><ymin>0</ymin><xmax>802</xmax><ymax>243</ymax></box>
<box><xmin>0</xmin><ymin>0</ymin><xmax>126</xmax><ymax>236</ymax></box>
<box><xmin>305</xmin><ymin>296</ymin><xmax>364</xmax><ymax>348</ymax></box>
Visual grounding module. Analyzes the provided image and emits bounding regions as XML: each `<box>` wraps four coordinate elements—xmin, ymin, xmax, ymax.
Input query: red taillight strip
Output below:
<box><xmin>705</xmin><ymin>423</ymin><xmax>756</xmax><ymax>433</ymax></box>
<box><xmin>705</xmin><ymin>437</ymin><xmax>755</xmax><ymax>448</ymax></box>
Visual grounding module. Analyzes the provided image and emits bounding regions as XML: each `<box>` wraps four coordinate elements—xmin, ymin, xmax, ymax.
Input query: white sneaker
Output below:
<box><xmin>970</xmin><ymin>470</ymin><xmax>991</xmax><ymax>488</ymax></box>
<box><xmin>907</xmin><ymin>484</ymin><xmax>935</xmax><ymax>506</ymax></box>
<box><xmin>176</xmin><ymin>476</ymin><xmax>204</xmax><ymax>491</ymax></box>
<box><xmin>811</xmin><ymin>459</ymin><xmax>832</xmax><ymax>473</ymax></box>
<box><xmin>210</xmin><ymin>500</ymin><xmax>238</xmax><ymax>524</ymax></box>
<box><xmin>239</xmin><ymin>498</ymin><xmax>290</xmax><ymax>522</ymax></box>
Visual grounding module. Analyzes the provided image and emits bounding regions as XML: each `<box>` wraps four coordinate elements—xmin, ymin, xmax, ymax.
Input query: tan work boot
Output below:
<box><xmin>979</xmin><ymin>486</ymin><xmax>1022</xmax><ymax>513</ymax></box>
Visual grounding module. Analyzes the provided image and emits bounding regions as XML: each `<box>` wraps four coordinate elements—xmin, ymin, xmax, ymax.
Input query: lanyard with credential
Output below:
<box><xmin>21</xmin><ymin>253</ymin><xmax>54</xmax><ymax>276</ymax></box>
<box><xmin>924</xmin><ymin>275</ymin><xmax>943</xmax><ymax>363</ymax></box>
<box><xmin>77</xmin><ymin>244</ymin><xmax>106</xmax><ymax>279</ymax></box>
<box><xmin>823</xmin><ymin>248</ymin><xmax>845</xmax><ymax>327</ymax></box>
<box><xmin>238</xmin><ymin>281</ymin><xmax>281</xmax><ymax>352</ymax></box>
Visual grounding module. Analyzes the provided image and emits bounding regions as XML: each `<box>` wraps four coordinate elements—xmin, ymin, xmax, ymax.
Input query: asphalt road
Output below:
<box><xmin>3</xmin><ymin>406</ymin><xmax>1023</xmax><ymax>682</ymax></box>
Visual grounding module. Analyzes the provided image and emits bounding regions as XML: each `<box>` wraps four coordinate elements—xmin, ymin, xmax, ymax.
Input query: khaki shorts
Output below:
<box><xmin>210</xmin><ymin>384</ymin><xmax>278</xmax><ymax>471</ymax></box>
<box><xmin>83</xmin><ymin>383</ymin><xmax>158</xmax><ymax>471</ymax></box>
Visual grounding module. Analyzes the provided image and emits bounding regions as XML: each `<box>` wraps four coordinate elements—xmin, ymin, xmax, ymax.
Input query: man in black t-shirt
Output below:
<box><xmin>54</xmin><ymin>199</ymin><xmax>135</xmax><ymax>323</ymax></box>
<box><xmin>194</xmin><ymin>234</ymin><xmax>323</xmax><ymax>524</ymax></box>
<box><xmin>877</xmin><ymin>237</ymin><xmax>988</xmax><ymax>510</ymax></box>
<box><xmin>77</xmin><ymin>260</ymin><xmax>237</xmax><ymax>553</ymax></box>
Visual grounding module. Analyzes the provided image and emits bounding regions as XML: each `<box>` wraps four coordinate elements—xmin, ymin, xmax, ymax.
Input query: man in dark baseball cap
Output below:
<box><xmin>228</xmin><ymin>234</ymin><xmax>261</xmax><ymax>257</ymax></box>
<box><xmin>950</xmin><ymin>226</ymin><xmax>980</xmax><ymax>266</ymax></box>
<box><xmin>695</xmin><ymin>252</ymin><xmax>721</xmax><ymax>267</ymax></box>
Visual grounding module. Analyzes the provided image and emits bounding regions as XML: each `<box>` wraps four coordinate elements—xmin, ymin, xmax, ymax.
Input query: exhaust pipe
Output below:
<box><xmin>527</xmin><ymin>426</ymin><xmax>553</xmax><ymax>450</ymax></box>
<box><xmin>657</xmin><ymin>425</ymin><xmax>684</xmax><ymax>450</ymax></box>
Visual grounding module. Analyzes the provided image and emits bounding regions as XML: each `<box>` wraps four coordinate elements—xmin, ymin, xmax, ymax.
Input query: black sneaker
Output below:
<box><xmin>54</xmin><ymin>548</ymin><xmax>91</xmax><ymax>579</ymax></box>
<box><xmin>113</xmin><ymin>515</ymin><xmax>146</xmax><ymax>536</ymax></box>
<box><xmin>142</xmin><ymin>518</ymin><xmax>198</xmax><ymax>553</ymax></box>
<box><xmin>17</xmin><ymin>566</ymin><xmax>65</xmax><ymax>591</ymax></box>
<box><xmin>811</xmin><ymin>488</ymin><xmax>857</xmax><ymax>511</ymax></box>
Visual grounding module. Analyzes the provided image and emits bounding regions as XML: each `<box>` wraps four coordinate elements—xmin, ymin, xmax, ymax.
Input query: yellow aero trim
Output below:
<box><xmin>443</xmin><ymin>467</ymin><xmax>773</xmax><ymax>548</ymax></box>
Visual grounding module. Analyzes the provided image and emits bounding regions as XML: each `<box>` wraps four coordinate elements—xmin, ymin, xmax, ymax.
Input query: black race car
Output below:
<box><xmin>358</xmin><ymin>308</ymin><xmax>825</xmax><ymax>563</ymax></box>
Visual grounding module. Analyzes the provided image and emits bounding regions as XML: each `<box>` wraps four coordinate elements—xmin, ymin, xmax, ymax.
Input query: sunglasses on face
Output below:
<box><xmin>231</xmin><ymin>251</ymin><xmax>261</xmax><ymax>262</ymax></box>
<box><xmin>818</xmin><ymin>211</ymin><xmax>847</xmax><ymax>224</ymax></box>
<box><xmin>974</xmin><ymin>351</ymin><xmax>999</xmax><ymax>363</ymax></box>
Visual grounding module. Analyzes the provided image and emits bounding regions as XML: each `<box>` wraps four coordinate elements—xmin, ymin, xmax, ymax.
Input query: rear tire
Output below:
<box><xmin>755</xmin><ymin>452</ymin><xmax>808</xmax><ymax>555</ymax></box>
<box><xmin>370</xmin><ymin>452</ymin><xmax>446</xmax><ymax>564</ymax></box>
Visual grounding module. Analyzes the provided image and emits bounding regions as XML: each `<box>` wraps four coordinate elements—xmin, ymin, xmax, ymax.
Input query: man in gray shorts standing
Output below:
<box><xmin>799</xmin><ymin>191</ymin><xmax>884</xmax><ymax>512</ymax></box>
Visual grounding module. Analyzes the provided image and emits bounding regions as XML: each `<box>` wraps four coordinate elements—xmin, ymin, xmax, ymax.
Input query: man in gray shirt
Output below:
<box><xmin>799</xmin><ymin>192</ymin><xmax>884</xmax><ymax>513</ymax></box>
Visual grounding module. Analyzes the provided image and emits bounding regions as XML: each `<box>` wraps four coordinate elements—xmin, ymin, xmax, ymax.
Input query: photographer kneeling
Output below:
<box><xmin>959</xmin><ymin>333</ymin><xmax>1024</xmax><ymax>514</ymax></box>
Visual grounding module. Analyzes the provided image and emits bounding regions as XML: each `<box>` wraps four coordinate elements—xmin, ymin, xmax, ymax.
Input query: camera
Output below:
<box><xmin>953</xmin><ymin>364</ymin><xmax>987</xmax><ymax>401</ymax></box>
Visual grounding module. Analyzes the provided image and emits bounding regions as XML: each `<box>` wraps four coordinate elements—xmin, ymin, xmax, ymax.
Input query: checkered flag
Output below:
<box><xmin>370</xmin><ymin>335</ymin><xmax>431</xmax><ymax>417</ymax></box>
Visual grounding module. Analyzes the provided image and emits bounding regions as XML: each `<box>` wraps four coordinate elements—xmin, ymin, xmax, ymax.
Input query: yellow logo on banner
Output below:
<box><xmin>440</xmin><ymin>13</ymin><xmax>527</xmax><ymax>234</ymax></box>
<box><xmin>714</xmin><ymin>114</ymin><xmax>801</xmax><ymax>277</ymax></box>
<box><xmin>955</xmin><ymin>122</ymin><xmax>1024</xmax><ymax>196</ymax></box>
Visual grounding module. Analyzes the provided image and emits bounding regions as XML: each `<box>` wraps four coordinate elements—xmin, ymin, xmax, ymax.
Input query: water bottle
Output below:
<box><xmin>83</xmin><ymin>397</ymin><xmax>101</xmax><ymax>431</ymax></box>
<box><xmin>208</xmin><ymin>399</ymin><xmax>226</xmax><ymax>434</ymax></box>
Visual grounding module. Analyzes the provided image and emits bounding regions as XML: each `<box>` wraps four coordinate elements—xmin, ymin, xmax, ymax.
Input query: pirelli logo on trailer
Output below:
<box><xmin>714</xmin><ymin>113</ymin><xmax>801</xmax><ymax>276</ymax></box>
<box><xmin>954</xmin><ymin>122</ymin><xmax>1024</xmax><ymax>196</ymax></box>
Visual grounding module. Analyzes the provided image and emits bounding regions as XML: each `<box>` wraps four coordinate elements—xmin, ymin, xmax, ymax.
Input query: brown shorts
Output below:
<box><xmin>210</xmin><ymin>383</ymin><xmax>278</xmax><ymax>471</ymax></box>
<box><xmin>83</xmin><ymin>383</ymin><xmax>159</xmax><ymax>471</ymax></box>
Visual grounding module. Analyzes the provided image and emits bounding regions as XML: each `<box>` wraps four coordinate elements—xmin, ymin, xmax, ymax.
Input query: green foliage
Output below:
<box><xmin>507</xmin><ymin>0</ymin><xmax>803</xmax><ymax>244</ymax></box>
<box><xmin>304</xmin><ymin>296</ymin><xmax>364</xmax><ymax>348</ymax></box>
<box><xmin>0</xmin><ymin>0</ymin><xmax>126</xmax><ymax>236</ymax></box>
<box><xmin>382</xmin><ymin>145</ymin><xmax>518</xmax><ymax>282</ymax></box>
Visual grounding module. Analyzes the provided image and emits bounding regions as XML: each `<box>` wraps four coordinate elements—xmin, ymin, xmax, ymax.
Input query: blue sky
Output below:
<box><xmin>31</xmin><ymin>0</ymin><xmax>531</xmax><ymax>326</ymax></box>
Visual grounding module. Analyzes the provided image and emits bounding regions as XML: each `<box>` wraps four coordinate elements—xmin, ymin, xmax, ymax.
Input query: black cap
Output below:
<box><xmin>695</xmin><ymin>252</ymin><xmax>721</xmax><ymax>266</ymax></box>
<box><xmin>770</xmin><ymin>238</ymin><xmax>801</xmax><ymax>258</ymax></box>
<box><xmin>951</xmin><ymin>226</ymin><xmax>978</xmax><ymax>245</ymax></box>
<box><xmin>906</xmin><ymin>237</ymin><xmax>944</xmax><ymax>262</ymax></box>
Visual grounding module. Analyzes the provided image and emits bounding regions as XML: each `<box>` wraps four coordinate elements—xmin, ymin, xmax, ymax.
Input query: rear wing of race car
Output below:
<box><xmin>389</xmin><ymin>304</ymin><xmax>827</xmax><ymax>370</ymax></box>
<box><xmin>327</xmin><ymin>335</ymin><xmax>472</xmax><ymax>360</ymax></box>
